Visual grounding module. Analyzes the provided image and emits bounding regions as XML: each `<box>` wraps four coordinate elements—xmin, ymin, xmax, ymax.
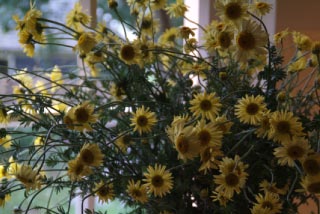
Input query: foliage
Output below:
<box><xmin>1</xmin><ymin>0</ymin><xmax>320</xmax><ymax>213</ymax></box>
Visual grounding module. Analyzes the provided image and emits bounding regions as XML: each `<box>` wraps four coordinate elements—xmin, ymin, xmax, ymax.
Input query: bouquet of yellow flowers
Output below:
<box><xmin>0</xmin><ymin>0</ymin><xmax>320</xmax><ymax>213</ymax></box>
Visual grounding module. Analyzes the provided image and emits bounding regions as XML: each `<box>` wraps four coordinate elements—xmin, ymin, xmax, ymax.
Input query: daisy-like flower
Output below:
<box><xmin>33</xmin><ymin>136</ymin><xmax>45</xmax><ymax>146</ymax></box>
<box><xmin>287</xmin><ymin>56</ymin><xmax>307</xmax><ymax>73</ymax></box>
<box><xmin>0</xmin><ymin>135</ymin><xmax>12</xmax><ymax>149</ymax></box>
<box><xmin>213</xmin><ymin>115</ymin><xmax>234</xmax><ymax>134</ymax></box>
<box><xmin>235</xmin><ymin>20</ymin><xmax>268</xmax><ymax>62</ymax></box>
<box><xmin>235</xmin><ymin>94</ymin><xmax>267</xmax><ymax>125</ymax></box>
<box><xmin>302</xmin><ymin>153</ymin><xmax>320</xmax><ymax>176</ymax></box>
<box><xmin>268</xmin><ymin>110</ymin><xmax>304</xmax><ymax>144</ymax></box>
<box><xmin>130</xmin><ymin>106</ymin><xmax>157</xmax><ymax>135</ymax></box>
<box><xmin>77</xmin><ymin>143</ymin><xmax>104</xmax><ymax>167</ymax></box>
<box><xmin>255</xmin><ymin>111</ymin><xmax>271</xmax><ymax>138</ymax></box>
<box><xmin>312</xmin><ymin>41</ymin><xmax>320</xmax><ymax>56</ymax></box>
<box><xmin>211</xmin><ymin>190</ymin><xmax>232</xmax><ymax>207</ymax></box>
<box><xmin>300</xmin><ymin>174</ymin><xmax>320</xmax><ymax>194</ymax></box>
<box><xmin>158</xmin><ymin>27</ymin><xmax>179</xmax><ymax>48</ymax></box>
<box><xmin>63</xmin><ymin>101</ymin><xmax>98</xmax><ymax>132</ymax></box>
<box><xmin>94</xmin><ymin>181</ymin><xmax>115</xmax><ymax>203</ymax></box>
<box><xmin>109</xmin><ymin>83</ymin><xmax>126</xmax><ymax>101</ymax></box>
<box><xmin>115</xmin><ymin>134</ymin><xmax>133</xmax><ymax>153</ymax></box>
<box><xmin>14</xmin><ymin>164</ymin><xmax>39</xmax><ymax>191</ymax></box>
<box><xmin>195</xmin><ymin>120</ymin><xmax>223</xmax><ymax>150</ymax></box>
<box><xmin>251</xmin><ymin>192</ymin><xmax>282</xmax><ymax>214</ymax></box>
<box><xmin>66</xmin><ymin>2</ymin><xmax>91</xmax><ymax>31</ymax></box>
<box><xmin>127</xmin><ymin>179</ymin><xmax>148</xmax><ymax>203</ymax></box>
<box><xmin>119</xmin><ymin>43</ymin><xmax>141</xmax><ymax>65</ymax></box>
<box><xmin>189</xmin><ymin>92</ymin><xmax>222</xmax><ymax>121</ymax></box>
<box><xmin>173</xmin><ymin>125</ymin><xmax>200</xmax><ymax>161</ymax></box>
<box><xmin>0</xmin><ymin>165</ymin><xmax>9</xmax><ymax>179</ymax></box>
<box><xmin>215</xmin><ymin>0</ymin><xmax>249</xmax><ymax>26</ymax></box>
<box><xmin>274</xmin><ymin>137</ymin><xmax>311</xmax><ymax>167</ymax></box>
<box><xmin>138</xmin><ymin>13</ymin><xmax>159</xmax><ymax>36</ymax></box>
<box><xmin>273</xmin><ymin>28</ymin><xmax>289</xmax><ymax>44</ymax></box>
<box><xmin>165</xmin><ymin>0</ymin><xmax>188</xmax><ymax>18</ymax></box>
<box><xmin>143</xmin><ymin>164</ymin><xmax>173</xmax><ymax>198</ymax></box>
<box><xmin>75</xmin><ymin>32</ymin><xmax>97</xmax><ymax>55</ymax></box>
<box><xmin>259</xmin><ymin>180</ymin><xmax>289</xmax><ymax>196</ymax></box>
<box><xmin>67</xmin><ymin>158</ymin><xmax>92</xmax><ymax>181</ymax></box>
<box><xmin>292</xmin><ymin>31</ymin><xmax>313</xmax><ymax>51</ymax></box>
<box><xmin>214</xmin><ymin>155</ymin><xmax>249</xmax><ymax>199</ymax></box>
<box><xmin>17</xmin><ymin>31</ymin><xmax>35</xmax><ymax>57</ymax></box>
<box><xmin>199</xmin><ymin>146</ymin><xmax>223</xmax><ymax>174</ymax></box>
<box><xmin>250</xmin><ymin>1</ymin><xmax>273</xmax><ymax>16</ymax></box>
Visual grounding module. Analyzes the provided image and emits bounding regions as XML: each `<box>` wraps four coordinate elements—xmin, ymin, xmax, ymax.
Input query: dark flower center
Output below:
<box><xmin>132</xmin><ymin>189</ymin><xmax>142</xmax><ymax>197</ymax></box>
<box><xmin>75</xmin><ymin>163</ymin><xmax>84</xmax><ymax>175</ymax></box>
<box><xmin>152</xmin><ymin>175</ymin><xmax>164</xmax><ymax>187</ymax></box>
<box><xmin>303</xmin><ymin>159</ymin><xmax>320</xmax><ymax>175</ymax></box>
<box><xmin>287</xmin><ymin>145</ymin><xmax>305</xmax><ymax>159</ymax></box>
<box><xmin>276</xmin><ymin>121</ymin><xmax>290</xmax><ymax>134</ymax></box>
<box><xmin>141</xmin><ymin>19</ymin><xmax>152</xmax><ymax>30</ymax></box>
<box><xmin>225</xmin><ymin>2</ymin><xmax>242</xmax><ymax>20</ymax></box>
<box><xmin>307</xmin><ymin>182</ymin><xmax>320</xmax><ymax>194</ymax></box>
<box><xmin>120</xmin><ymin>45</ymin><xmax>135</xmax><ymax>61</ymax></box>
<box><xmin>176</xmin><ymin>135</ymin><xmax>189</xmax><ymax>154</ymax></box>
<box><xmin>99</xmin><ymin>186</ymin><xmax>110</xmax><ymax>196</ymax></box>
<box><xmin>137</xmin><ymin>115</ymin><xmax>148</xmax><ymax>127</ymax></box>
<box><xmin>237</xmin><ymin>31</ymin><xmax>256</xmax><ymax>50</ymax></box>
<box><xmin>246</xmin><ymin>103</ymin><xmax>259</xmax><ymax>115</ymax></box>
<box><xmin>75</xmin><ymin>107</ymin><xmax>89</xmax><ymax>123</ymax></box>
<box><xmin>81</xmin><ymin>149</ymin><xmax>94</xmax><ymax>165</ymax></box>
<box><xmin>225</xmin><ymin>172</ymin><xmax>239</xmax><ymax>187</ymax></box>
<box><xmin>261</xmin><ymin>201</ymin><xmax>274</xmax><ymax>209</ymax></box>
<box><xmin>198</xmin><ymin>130</ymin><xmax>211</xmax><ymax>147</ymax></box>
<box><xmin>200</xmin><ymin>100</ymin><xmax>212</xmax><ymax>111</ymax></box>
<box><xmin>218</xmin><ymin>32</ymin><xmax>232</xmax><ymax>49</ymax></box>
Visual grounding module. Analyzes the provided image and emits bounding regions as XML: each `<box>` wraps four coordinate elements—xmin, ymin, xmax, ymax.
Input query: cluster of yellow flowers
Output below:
<box><xmin>0</xmin><ymin>0</ymin><xmax>320</xmax><ymax>213</ymax></box>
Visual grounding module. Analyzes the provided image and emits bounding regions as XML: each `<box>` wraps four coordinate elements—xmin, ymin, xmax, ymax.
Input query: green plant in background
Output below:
<box><xmin>0</xmin><ymin>0</ymin><xmax>320</xmax><ymax>213</ymax></box>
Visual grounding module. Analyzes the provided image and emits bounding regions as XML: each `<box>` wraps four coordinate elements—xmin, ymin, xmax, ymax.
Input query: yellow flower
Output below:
<box><xmin>138</xmin><ymin>13</ymin><xmax>159</xmax><ymax>36</ymax></box>
<box><xmin>273</xmin><ymin>28</ymin><xmax>289</xmax><ymax>44</ymax></box>
<box><xmin>127</xmin><ymin>179</ymin><xmax>148</xmax><ymax>203</ymax></box>
<box><xmin>75</xmin><ymin>32</ymin><xmax>97</xmax><ymax>55</ymax></box>
<box><xmin>14</xmin><ymin>164</ymin><xmax>39</xmax><ymax>191</ymax></box>
<box><xmin>195</xmin><ymin>120</ymin><xmax>223</xmax><ymax>150</ymax></box>
<box><xmin>66</xmin><ymin>2</ymin><xmax>91</xmax><ymax>31</ymax></box>
<box><xmin>300</xmin><ymin>174</ymin><xmax>320</xmax><ymax>194</ymax></box>
<box><xmin>302</xmin><ymin>153</ymin><xmax>320</xmax><ymax>176</ymax></box>
<box><xmin>250</xmin><ymin>1</ymin><xmax>273</xmax><ymax>16</ymax></box>
<box><xmin>158</xmin><ymin>27</ymin><xmax>179</xmax><ymax>48</ymax></box>
<box><xmin>34</xmin><ymin>136</ymin><xmax>45</xmax><ymax>146</ymax></box>
<box><xmin>287</xmin><ymin>56</ymin><xmax>307</xmax><ymax>73</ymax></box>
<box><xmin>165</xmin><ymin>0</ymin><xmax>188</xmax><ymax>18</ymax></box>
<box><xmin>115</xmin><ymin>134</ymin><xmax>133</xmax><ymax>153</ymax></box>
<box><xmin>235</xmin><ymin>20</ymin><xmax>268</xmax><ymax>62</ymax></box>
<box><xmin>0</xmin><ymin>165</ymin><xmax>9</xmax><ymax>179</ymax></box>
<box><xmin>215</xmin><ymin>0</ymin><xmax>249</xmax><ymax>26</ymax></box>
<box><xmin>199</xmin><ymin>146</ymin><xmax>223</xmax><ymax>174</ymax></box>
<box><xmin>94</xmin><ymin>181</ymin><xmax>115</xmax><ymax>203</ymax></box>
<box><xmin>63</xmin><ymin>101</ymin><xmax>98</xmax><ymax>132</ymax></box>
<box><xmin>213</xmin><ymin>115</ymin><xmax>234</xmax><ymax>134</ymax></box>
<box><xmin>109</xmin><ymin>82</ymin><xmax>126</xmax><ymax>101</ymax></box>
<box><xmin>251</xmin><ymin>192</ymin><xmax>282</xmax><ymax>214</ymax></box>
<box><xmin>189</xmin><ymin>92</ymin><xmax>222</xmax><ymax>121</ymax></box>
<box><xmin>77</xmin><ymin>143</ymin><xmax>104</xmax><ymax>167</ymax></box>
<box><xmin>130</xmin><ymin>106</ymin><xmax>157</xmax><ymax>135</ymax></box>
<box><xmin>67</xmin><ymin>158</ymin><xmax>92</xmax><ymax>181</ymax></box>
<box><xmin>214</xmin><ymin>155</ymin><xmax>248</xmax><ymax>199</ymax></box>
<box><xmin>273</xmin><ymin>137</ymin><xmax>311</xmax><ymax>167</ymax></box>
<box><xmin>235</xmin><ymin>94</ymin><xmax>267</xmax><ymax>125</ymax></box>
<box><xmin>173</xmin><ymin>124</ymin><xmax>200</xmax><ymax>161</ymax></box>
<box><xmin>0</xmin><ymin>135</ymin><xmax>12</xmax><ymax>149</ymax></box>
<box><xmin>119</xmin><ymin>43</ymin><xmax>141</xmax><ymax>65</ymax></box>
<box><xmin>143</xmin><ymin>164</ymin><xmax>173</xmax><ymax>198</ymax></box>
<box><xmin>49</xmin><ymin>65</ymin><xmax>63</xmax><ymax>92</ymax></box>
<box><xmin>211</xmin><ymin>190</ymin><xmax>232</xmax><ymax>207</ymax></box>
<box><xmin>312</xmin><ymin>41</ymin><xmax>320</xmax><ymax>55</ymax></box>
<box><xmin>255</xmin><ymin>111</ymin><xmax>271</xmax><ymax>138</ymax></box>
<box><xmin>292</xmin><ymin>31</ymin><xmax>313</xmax><ymax>51</ymax></box>
<box><xmin>259</xmin><ymin>180</ymin><xmax>289</xmax><ymax>196</ymax></box>
<box><xmin>268</xmin><ymin>110</ymin><xmax>304</xmax><ymax>144</ymax></box>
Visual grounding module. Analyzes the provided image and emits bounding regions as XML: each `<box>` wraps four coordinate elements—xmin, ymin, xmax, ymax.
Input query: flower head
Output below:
<box><xmin>94</xmin><ymin>181</ymin><xmax>115</xmax><ymax>203</ymax></box>
<box><xmin>215</xmin><ymin>0</ymin><xmax>249</xmax><ymax>26</ymax></box>
<box><xmin>143</xmin><ymin>164</ymin><xmax>173</xmax><ymax>198</ymax></box>
<box><xmin>77</xmin><ymin>143</ymin><xmax>104</xmax><ymax>167</ymax></box>
<box><xmin>127</xmin><ymin>179</ymin><xmax>148</xmax><ymax>203</ymax></box>
<box><xmin>130</xmin><ymin>106</ymin><xmax>157</xmax><ymax>135</ymax></box>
